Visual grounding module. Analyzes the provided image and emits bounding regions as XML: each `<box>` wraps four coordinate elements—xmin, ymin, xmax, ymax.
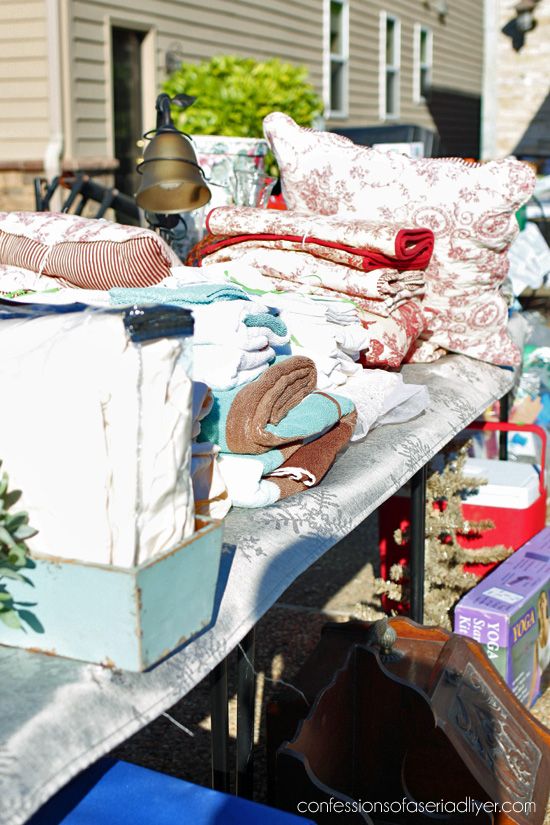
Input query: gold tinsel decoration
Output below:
<box><xmin>374</xmin><ymin>439</ymin><xmax>514</xmax><ymax>629</ymax></box>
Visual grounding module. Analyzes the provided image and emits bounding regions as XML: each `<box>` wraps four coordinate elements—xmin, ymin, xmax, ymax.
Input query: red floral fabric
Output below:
<box><xmin>204</xmin><ymin>206</ymin><xmax>434</xmax><ymax>272</ymax></box>
<box><xmin>359</xmin><ymin>300</ymin><xmax>427</xmax><ymax>368</ymax></box>
<box><xmin>263</xmin><ymin>113</ymin><xmax>536</xmax><ymax>366</ymax></box>
<box><xmin>192</xmin><ymin>241</ymin><xmax>424</xmax><ymax>317</ymax></box>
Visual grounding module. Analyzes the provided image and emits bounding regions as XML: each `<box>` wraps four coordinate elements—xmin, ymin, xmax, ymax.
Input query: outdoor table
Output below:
<box><xmin>0</xmin><ymin>352</ymin><xmax>515</xmax><ymax>825</ymax></box>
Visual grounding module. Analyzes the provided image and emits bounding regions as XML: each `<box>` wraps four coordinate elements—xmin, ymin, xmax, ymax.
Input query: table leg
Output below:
<box><xmin>210</xmin><ymin>656</ymin><xmax>230</xmax><ymax>793</ymax></box>
<box><xmin>236</xmin><ymin>627</ymin><xmax>256</xmax><ymax>799</ymax></box>
<box><xmin>499</xmin><ymin>391</ymin><xmax>510</xmax><ymax>461</ymax></box>
<box><xmin>409</xmin><ymin>464</ymin><xmax>427</xmax><ymax>624</ymax></box>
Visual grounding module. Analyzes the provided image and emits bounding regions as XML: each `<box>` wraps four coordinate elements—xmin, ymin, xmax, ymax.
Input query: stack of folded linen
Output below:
<box><xmin>109</xmin><ymin>282</ymin><xmax>290</xmax><ymax>390</ymax></box>
<box><xmin>226</xmin><ymin>287</ymin><xmax>429</xmax><ymax>438</ymax></box>
<box><xmin>22</xmin><ymin>266</ymin><xmax>428</xmax><ymax>443</ymax></box>
<box><xmin>189</xmin><ymin>206</ymin><xmax>433</xmax><ymax>368</ymax></box>
<box><xmin>217</xmin><ymin>277</ymin><xmax>366</xmax><ymax>388</ymax></box>
<box><xmin>156</xmin><ymin>262</ymin><xmax>430</xmax><ymax>439</ymax></box>
<box><xmin>199</xmin><ymin>355</ymin><xmax>357</xmax><ymax>507</ymax></box>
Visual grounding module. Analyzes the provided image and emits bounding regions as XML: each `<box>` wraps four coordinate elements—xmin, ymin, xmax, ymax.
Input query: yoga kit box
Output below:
<box><xmin>454</xmin><ymin>527</ymin><xmax>550</xmax><ymax>707</ymax></box>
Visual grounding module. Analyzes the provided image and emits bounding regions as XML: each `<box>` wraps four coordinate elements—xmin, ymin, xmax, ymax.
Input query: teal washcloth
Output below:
<box><xmin>243</xmin><ymin>312</ymin><xmax>287</xmax><ymax>337</ymax></box>
<box><xmin>109</xmin><ymin>283</ymin><xmax>250</xmax><ymax>306</ymax></box>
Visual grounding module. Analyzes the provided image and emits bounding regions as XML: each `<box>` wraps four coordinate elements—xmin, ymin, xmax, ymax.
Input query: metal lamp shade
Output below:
<box><xmin>135</xmin><ymin>131</ymin><xmax>211</xmax><ymax>214</ymax></box>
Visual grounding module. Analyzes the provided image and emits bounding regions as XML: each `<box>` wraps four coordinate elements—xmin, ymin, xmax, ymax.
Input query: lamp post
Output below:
<box><xmin>135</xmin><ymin>93</ymin><xmax>211</xmax><ymax>250</ymax></box>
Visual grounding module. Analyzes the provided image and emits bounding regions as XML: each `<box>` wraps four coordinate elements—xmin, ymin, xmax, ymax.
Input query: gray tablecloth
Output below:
<box><xmin>0</xmin><ymin>354</ymin><xmax>515</xmax><ymax>825</ymax></box>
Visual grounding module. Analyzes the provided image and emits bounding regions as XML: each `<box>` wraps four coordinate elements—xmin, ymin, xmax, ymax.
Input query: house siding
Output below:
<box><xmin>0</xmin><ymin>0</ymin><xmax>487</xmax><ymax>208</ymax></box>
<box><xmin>335</xmin><ymin>1</ymin><xmax>484</xmax><ymax>153</ymax></box>
<box><xmin>0</xmin><ymin>0</ymin><xmax>49</xmax><ymax>164</ymax></box>
<box><xmin>67</xmin><ymin>0</ymin><xmax>324</xmax><ymax>164</ymax></box>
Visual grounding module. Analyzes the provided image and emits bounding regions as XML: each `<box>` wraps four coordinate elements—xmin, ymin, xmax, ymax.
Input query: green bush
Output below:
<box><xmin>162</xmin><ymin>54</ymin><xmax>323</xmax><ymax>138</ymax></box>
<box><xmin>0</xmin><ymin>461</ymin><xmax>40</xmax><ymax>632</ymax></box>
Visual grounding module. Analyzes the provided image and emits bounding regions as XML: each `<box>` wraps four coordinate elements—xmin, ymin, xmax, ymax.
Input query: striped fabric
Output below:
<box><xmin>0</xmin><ymin>213</ymin><xmax>180</xmax><ymax>290</ymax></box>
<box><xmin>45</xmin><ymin>238</ymin><xmax>174</xmax><ymax>289</ymax></box>
<box><xmin>0</xmin><ymin>232</ymin><xmax>47</xmax><ymax>273</ymax></box>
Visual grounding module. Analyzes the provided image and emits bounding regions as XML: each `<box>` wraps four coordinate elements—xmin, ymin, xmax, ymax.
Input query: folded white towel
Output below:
<box><xmin>193</xmin><ymin>343</ymin><xmax>274</xmax><ymax>390</ymax></box>
<box><xmin>217</xmin><ymin>454</ymin><xmax>280</xmax><ymax>508</ymax></box>
<box><xmin>185</xmin><ymin>298</ymin><xmax>268</xmax><ymax>344</ymax></box>
<box><xmin>272</xmin><ymin>306</ymin><xmax>370</xmax><ymax>363</ymax></box>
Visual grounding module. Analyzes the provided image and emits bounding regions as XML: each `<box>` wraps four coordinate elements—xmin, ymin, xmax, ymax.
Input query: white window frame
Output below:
<box><xmin>413</xmin><ymin>23</ymin><xmax>433</xmax><ymax>103</ymax></box>
<box><xmin>105</xmin><ymin>15</ymin><xmax>157</xmax><ymax>157</ymax></box>
<box><xmin>379</xmin><ymin>12</ymin><xmax>401</xmax><ymax>120</ymax></box>
<box><xmin>324</xmin><ymin>0</ymin><xmax>349</xmax><ymax>119</ymax></box>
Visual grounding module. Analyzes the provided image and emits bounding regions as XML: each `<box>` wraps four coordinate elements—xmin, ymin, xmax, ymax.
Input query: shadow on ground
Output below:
<box><xmin>112</xmin><ymin>513</ymin><xmax>382</xmax><ymax>798</ymax></box>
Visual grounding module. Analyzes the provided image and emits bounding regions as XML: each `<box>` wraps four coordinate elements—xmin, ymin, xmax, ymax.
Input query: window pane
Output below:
<box><xmin>420</xmin><ymin>66</ymin><xmax>430</xmax><ymax>97</ymax></box>
<box><xmin>331</xmin><ymin>60</ymin><xmax>344</xmax><ymax>111</ymax></box>
<box><xmin>420</xmin><ymin>29</ymin><xmax>428</xmax><ymax>63</ymax></box>
<box><xmin>386</xmin><ymin>69</ymin><xmax>396</xmax><ymax>115</ymax></box>
<box><xmin>330</xmin><ymin>1</ymin><xmax>343</xmax><ymax>54</ymax></box>
<box><xmin>386</xmin><ymin>18</ymin><xmax>395</xmax><ymax>64</ymax></box>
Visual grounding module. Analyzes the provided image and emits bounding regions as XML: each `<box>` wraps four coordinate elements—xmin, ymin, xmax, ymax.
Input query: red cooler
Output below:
<box><xmin>457</xmin><ymin>421</ymin><xmax>547</xmax><ymax>575</ymax></box>
<box><xmin>379</xmin><ymin>421</ymin><xmax>547</xmax><ymax>610</ymax></box>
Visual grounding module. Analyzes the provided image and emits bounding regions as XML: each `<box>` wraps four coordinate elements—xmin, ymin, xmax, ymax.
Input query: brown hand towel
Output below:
<box><xmin>266</xmin><ymin>409</ymin><xmax>357</xmax><ymax>499</ymax></box>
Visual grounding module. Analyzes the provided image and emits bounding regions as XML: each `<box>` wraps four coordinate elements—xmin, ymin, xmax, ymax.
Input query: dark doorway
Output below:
<box><xmin>111</xmin><ymin>27</ymin><xmax>144</xmax><ymax>224</ymax></box>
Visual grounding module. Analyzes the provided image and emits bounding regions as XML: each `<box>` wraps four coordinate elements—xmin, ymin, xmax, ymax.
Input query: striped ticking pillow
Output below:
<box><xmin>0</xmin><ymin>212</ymin><xmax>180</xmax><ymax>289</ymax></box>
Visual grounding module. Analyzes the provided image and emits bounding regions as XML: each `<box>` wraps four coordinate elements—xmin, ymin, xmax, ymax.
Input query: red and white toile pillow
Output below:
<box><xmin>0</xmin><ymin>212</ymin><xmax>180</xmax><ymax>290</ymax></box>
<box><xmin>263</xmin><ymin>112</ymin><xmax>536</xmax><ymax>366</ymax></box>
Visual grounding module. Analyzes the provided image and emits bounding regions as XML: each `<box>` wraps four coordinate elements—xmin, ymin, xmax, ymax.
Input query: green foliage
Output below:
<box><xmin>0</xmin><ymin>462</ymin><xmax>39</xmax><ymax>631</ymax></box>
<box><xmin>162</xmin><ymin>54</ymin><xmax>323</xmax><ymax>138</ymax></box>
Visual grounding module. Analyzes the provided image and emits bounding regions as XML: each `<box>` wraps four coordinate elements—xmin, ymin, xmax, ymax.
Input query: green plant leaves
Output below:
<box><xmin>15</xmin><ymin>610</ymin><xmax>44</xmax><ymax>634</ymax></box>
<box><xmin>0</xmin><ymin>609</ymin><xmax>22</xmax><ymax>629</ymax></box>
<box><xmin>0</xmin><ymin>460</ymin><xmax>38</xmax><ymax>631</ymax></box>
<box><xmin>162</xmin><ymin>54</ymin><xmax>323</xmax><ymax>142</ymax></box>
<box><xmin>0</xmin><ymin>525</ymin><xmax>15</xmax><ymax>549</ymax></box>
<box><xmin>3</xmin><ymin>489</ymin><xmax>22</xmax><ymax>509</ymax></box>
<box><xmin>12</xmin><ymin>524</ymin><xmax>38</xmax><ymax>541</ymax></box>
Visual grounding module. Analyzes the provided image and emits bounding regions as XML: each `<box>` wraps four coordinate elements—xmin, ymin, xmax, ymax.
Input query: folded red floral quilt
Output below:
<box><xmin>193</xmin><ymin>244</ymin><xmax>424</xmax><ymax>317</ymax></box>
<box><xmin>358</xmin><ymin>300</ymin><xmax>427</xmax><ymax>369</ymax></box>
<box><xmin>197</xmin><ymin>206</ymin><xmax>434</xmax><ymax>273</ymax></box>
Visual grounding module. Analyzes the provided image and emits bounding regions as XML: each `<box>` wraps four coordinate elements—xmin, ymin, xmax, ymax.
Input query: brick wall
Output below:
<box><xmin>0</xmin><ymin>172</ymin><xmax>38</xmax><ymax>212</ymax></box>
<box><xmin>0</xmin><ymin>170</ymin><xmax>118</xmax><ymax>218</ymax></box>
<box><xmin>496</xmin><ymin>0</ymin><xmax>550</xmax><ymax>160</ymax></box>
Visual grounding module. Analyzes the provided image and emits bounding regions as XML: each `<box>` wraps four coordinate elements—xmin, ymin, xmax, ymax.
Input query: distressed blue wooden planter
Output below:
<box><xmin>0</xmin><ymin>517</ymin><xmax>223</xmax><ymax>671</ymax></box>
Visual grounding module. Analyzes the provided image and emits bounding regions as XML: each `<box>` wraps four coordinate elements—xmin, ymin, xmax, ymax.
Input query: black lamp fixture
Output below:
<box><xmin>515</xmin><ymin>0</ymin><xmax>538</xmax><ymax>33</ymax></box>
<box><xmin>135</xmin><ymin>93</ymin><xmax>211</xmax><ymax>215</ymax></box>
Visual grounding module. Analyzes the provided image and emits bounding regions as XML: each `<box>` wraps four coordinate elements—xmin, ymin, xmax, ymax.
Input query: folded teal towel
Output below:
<box><xmin>264</xmin><ymin>391</ymin><xmax>354</xmax><ymax>439</ymax></box>
<box><xmin>243</xmin><ymin>312</ymin><xmax>287</xmax><ymax>337</ymax></box>
<box><xmin>222</xmin><ymin>448</ymin><xmax>287</xmax><ymax>475</ymax></box>
<box><xmin>109</xmin><ymin>283</ymin><xmax>250</xmax><ymax>306</ymax></box>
